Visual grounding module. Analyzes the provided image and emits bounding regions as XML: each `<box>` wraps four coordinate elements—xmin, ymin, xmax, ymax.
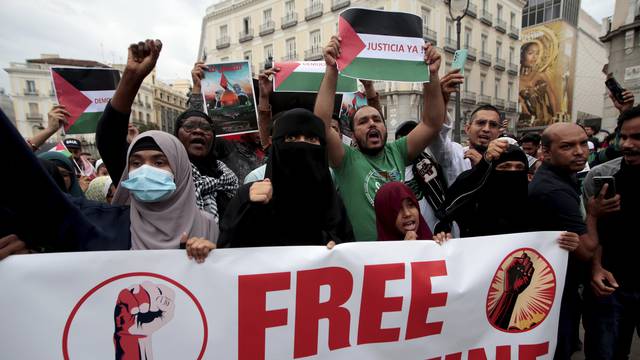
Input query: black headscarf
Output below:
<box><xmin>266</xmin><ymin>108</ymin><xmax>334</xmax><ymax>243</ymax></box>
<box><xmin>174</xmin><ymin>109</ymin><xmax>222</xmax><ymax>178</ymax></box>
<box><xmin>39</xmin><ymin>159</ymin><xmax>67</xmax><ymax>193</ymax></box>
<box><xmin>436</xmin><ymin>145</ymin><xmax>529</xmax><ymax>236</ymax></box>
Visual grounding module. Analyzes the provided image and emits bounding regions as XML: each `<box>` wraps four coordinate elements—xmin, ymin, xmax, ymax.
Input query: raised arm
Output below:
<box><xmin>405</xmin><ymin>43</ymin><xmax>445</xmax><ymax>162</ymax></box>
<box><xmin>26</xmin><ymin>105</ymin><xmax>70</xmax><ymax>151</ymax></box>
<box><xmin>314</xmin><ymin>35</ymin><xmax>345</xmax><ymax>167</ymax></box>
<box><xmin>257</xmin><ymin>67</ymin><xmax>280</xmax><ymax>150</ymax></box>
<box><xmin>187</xmin><ymin>61</ymin><xmax>208</xmax><ymax>112</ymax></box>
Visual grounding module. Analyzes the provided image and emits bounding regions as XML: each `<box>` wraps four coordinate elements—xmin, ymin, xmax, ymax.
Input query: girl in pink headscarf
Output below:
<box><xmin>374</xmin><ymin>182</ymin><xmax>433</xmax><ymax>241</ymax></box>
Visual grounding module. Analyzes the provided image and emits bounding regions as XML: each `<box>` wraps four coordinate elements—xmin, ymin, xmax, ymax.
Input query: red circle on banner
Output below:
<box><xmin>485</xmin><ymin>247</ymin><xmax>557</xmax><ymax>333</ymax></box>
<box><xmin>62</xmin><ymin>272</ymin><xmax>208</xmax><ymax>359</ymax></box>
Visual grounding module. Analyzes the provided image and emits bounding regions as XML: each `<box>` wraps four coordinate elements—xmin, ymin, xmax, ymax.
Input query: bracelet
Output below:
<box><xmin>258</xmin><ymin>103</ymin><xmax>272</xmax><ymax>112</ymax></box>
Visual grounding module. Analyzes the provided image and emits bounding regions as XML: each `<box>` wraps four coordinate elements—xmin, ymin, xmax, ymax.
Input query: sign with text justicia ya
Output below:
<box><xmin>0</xmin><ymin>232</ymin><xmax>566</xmax><ymax>359</ymax></box>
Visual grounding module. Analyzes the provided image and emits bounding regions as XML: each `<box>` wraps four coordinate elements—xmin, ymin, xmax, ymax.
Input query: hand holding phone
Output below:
<box><xmin>605</xmin><ymin>77</ymin><xmax>626</xmax><ymax>104</ymax></box>
<box><xmin>593</xmin><ymin>176</ymin><xmax>616</xmax><ymax>199</ymax></box>
<box><xmin>452</xmin><ymin>49</ymin><xmax>468</xmax><ymax>75</ymax></box>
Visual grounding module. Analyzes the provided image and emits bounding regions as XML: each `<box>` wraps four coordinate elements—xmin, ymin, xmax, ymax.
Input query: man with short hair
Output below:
<box><xmin>528</xmin><ymin>122</ymin><xmax>597</xmax><ymax>359</ymax></box>
<box><xmin>462</xmin><ymin>105</ymin><xmax>504</xmax><ymax>168</ymax></box>
<box><xmin>582</xmin><ymin>105</ymin><xmax>640</xmax><ymax>359</ymax></box>
<box><xmin>314</xmin><ymin>36</ymin><xmax>445</xmax><ymax>240</ymax></box>
<box><xmin>519</xmin><ymin>132</ymin><xmax>541</xmax><ymax>158</ymax></box>
<box><xmin>63</xmin><ymin>138</ymin><xmax>93</xmax><ymax>177</ymax></box>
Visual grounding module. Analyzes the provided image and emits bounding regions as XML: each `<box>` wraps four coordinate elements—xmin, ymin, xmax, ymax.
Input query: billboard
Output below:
<box><xmin>518</xmin><ymin>21</ymin><xmax>577</xmax><ymax>130</ymax></box>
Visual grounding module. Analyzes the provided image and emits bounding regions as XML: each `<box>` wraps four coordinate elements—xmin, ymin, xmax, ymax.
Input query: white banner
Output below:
<box><xmin>0</xmin><ymin>232</ymin><xmax>566</xmax><ymax>359</ymax></box>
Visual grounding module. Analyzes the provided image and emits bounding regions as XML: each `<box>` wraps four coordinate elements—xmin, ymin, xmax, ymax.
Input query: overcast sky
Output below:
<box><xmin>0</xmin><ymin>0</ymin><xmax>615</xmax><ymax>92</ymax></box>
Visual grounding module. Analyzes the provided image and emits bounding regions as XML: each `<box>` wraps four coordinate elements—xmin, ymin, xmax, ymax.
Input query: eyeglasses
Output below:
<box><xmin>472</xmin><ymin>119</ymin><xmax>501</xmax><ymax>129</ymax></box>
<box><xmin>182</xmin><ymin>121</ymin><xmax>214</xmax><ymax>133</ymax></box>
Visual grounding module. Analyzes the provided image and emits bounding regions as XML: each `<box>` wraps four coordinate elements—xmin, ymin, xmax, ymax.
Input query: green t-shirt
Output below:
<box><xmin>333</xmin><ymin>137</ymin><xmax>409</xmax><ymax>241</ymax></box>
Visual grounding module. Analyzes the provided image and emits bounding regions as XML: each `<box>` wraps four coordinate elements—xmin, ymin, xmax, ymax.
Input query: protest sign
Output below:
<box><xmin>201</xmin><ymin>61</ymin><xmax>259</xmax><ymax>136</ymax></box>
<box><xmin>50</xmin><ymin>67</ymin><xmax>120</xmax><ymax>134</ymax></box>
<box><xmin>274</xmin><ymin>61</ymin><xmax>358</xmax><ymax>93</ymax></box>
<box><xmin>0</xmin><ymin>232</ymin><xmax>565</xmax><ymax>359</ymax></box>
<box><xmin>337</xmin><ymin>8</ymin><xmax>429</xmax><ymax>82</ymax></box>
<box><xmin>338</xmin><ymin>91</ymin><xmax>368</xmax><ymax>140</ymax></box>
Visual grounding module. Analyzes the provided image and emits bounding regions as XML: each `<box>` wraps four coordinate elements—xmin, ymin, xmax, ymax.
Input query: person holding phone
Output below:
<box><xmin>582</xmin><ymin>105</ymin><xmax>640</xmax><ymax>359</ymax></box>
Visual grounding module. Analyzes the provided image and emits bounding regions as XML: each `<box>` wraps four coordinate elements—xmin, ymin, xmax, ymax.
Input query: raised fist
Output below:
<box><xmin>484</xmin><ymin>139</ymin><xmax>510</xmax><ymax>162</ymax></box>
<box><xmin>249</xmin><ymin>178</ymin><xmax>273</xmax><ymax>204</ymax></box>
<box><xmin>125</xmin><ymin>39</ymin><xmax>162</xmax><ymax>81</ymax></box>
<box><xmin>504</xmin><ymin>253</ymin><xmax>534</xmax><ymax>294</ymax></box>
<box><xmin>114</xmin><ymin>281</ymin><xmax>175</xmax><ymax>360</ymax></box>
<box><xmin>323</xmin><ymin>36</ymin><xmax>342</xmax><ymax>68</ymax></box>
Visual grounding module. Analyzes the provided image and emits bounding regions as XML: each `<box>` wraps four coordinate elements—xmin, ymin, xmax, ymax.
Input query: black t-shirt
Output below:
<box><xmin>528</xmin><ymin>162</ymin><xmax>587</xmax><ymax>235</ymax></box>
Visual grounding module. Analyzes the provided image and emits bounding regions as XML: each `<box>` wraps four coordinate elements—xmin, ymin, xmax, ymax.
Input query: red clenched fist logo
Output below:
<box><xmin>486</xmin><ymin>248</ymin><xmax>556</xmax><ymax>333</ymax></box>
<box><xmin>114</xmin><ymin>281</ymin><xmax>175</xmax><ymax>360</ymax></box>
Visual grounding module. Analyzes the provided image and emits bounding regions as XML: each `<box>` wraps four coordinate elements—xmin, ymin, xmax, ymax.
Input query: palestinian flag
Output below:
<box><xmin>220</xmin><ymin>71</ymin><xmax>229</xmax><ymax>90</ymax></box>
<box><xmin>274</xmin><ymin>61</ymin><xmax>357</xmax><ymax>93</ymax></box>
<box><xmin>49</xmin><ymin>141</ymin><xmax>71</xmax><ymax>158</ymax></box>
<box><xmin>337</xmin><ymin>8</ymin><xmax>429</xmax><ymax>82</ymax></box>
<box><xmin>51</xmin><ymin>67</ymin><xmax>120</xmax><ymax>134</ymax></box>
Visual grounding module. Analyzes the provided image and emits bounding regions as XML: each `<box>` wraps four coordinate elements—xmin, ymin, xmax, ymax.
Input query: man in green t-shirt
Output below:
<box><xmin>314</xmin><ymin>35</ymin><xmax>445</xmax><ymax>240</ymax></box>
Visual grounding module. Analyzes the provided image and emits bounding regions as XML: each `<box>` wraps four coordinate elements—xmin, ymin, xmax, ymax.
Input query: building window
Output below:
<box><xmin>146</xmin><ymin>114</ymin><xmax>150</xmax><ymax>123</ymax></box>
<box><xmin>286</xmin><ymin>37</ymin><xmax>296</xmax><ymax>58</ymax></box>
<box><xmin>482</xmin><ymin>0</ymin><xmax>488</xmax><ymax>12</ymax></box>
<box><xmin>138</xmin><ymin>111</ymin><xmax>143</xmax><ymax>121</ymax></box>
<box><xmin>509</xmin><ymin>46</ymin><xmax>515</xmax><ymax>63</ymax></box>
<box><xmin>264</xmin><ymin>44</ymin><xmax>273</xmax><ymax>61</ymax></box>
<box><xmin>481</xmin><ymin>34</ymin><xmax>488</xmax><ymax>53</ymax></box>
<box><xmin>446</xmin><ymin>19</ymin><xmax>452</xmax><ymax>40</ymax></box>
<box><xmin>480</xmin><ymin>74</ymin><xmax>486</xmax><ymax>95</ymax></box>
<box><xmin>510</xmin><ymin>12</ymin><xmax>516</xmax><ymax>27</ymax></box>
<box><xmin>310</xmin><ymin>30</ymin><xmax>321</xmax><ymax>50</ymax></box>
<box><xmin>285</xmin><ymin>0</ymin><xmax>295</xmax><ymax>14</ymax></box>
<box><xmin>508</xmin><ymin>81</ymin><xmax>513</xmax><ymax>100</ymax></box>
<box><xmin>496</xmin><ymin>41</ymin><xmax>502</xmax><ymax>59</ymax></box>
<box><xmin>495</xmin><ymin>78</ymin><xmax>501</xmax><ymax>98</ymax></box>
<box><xmin>464</xmin><ymin>27</ymin><xmax>472</xmax><ymax>48</ymax></box>
<box><xmin>263</xmin><ymin>8</ymin><xmax>272</xmax><ymax>22</ymax></box>
<box><xmin>243</xmin><ymin>17</ymin><xmax>251</xmax><ymax>34</ymax></box>
<box><xmin>25</xmin><ymin>80</ymin><xmax>36</xmax><ymax>94</ymax></box>
<box><xmin>625</xmin><ymin>30</ymin><xmax>634</xmax><ymax>53</ymax></box>
<box><xmin>421</xmin><ymin>7</ymin><xmax>431</xmax><ymax>29</ymax></box>
<box><xmin>28</xmin><ymin>102</ymin><xmax>39</xmax><ymax>115</ymax></box>
<box><xmin>244</xmin><ymin>50</ymin><xmax>252</xmax><ymax>64</ymax></box>
<box><xmin>220</xmin><ymin>25</ymin><xmax>228</xmax><ymax>37</ymax></box>
<box><xmin>497</xmin><ymin>4</ymin><xmax>503</xmax><ymax>21</ymax></box>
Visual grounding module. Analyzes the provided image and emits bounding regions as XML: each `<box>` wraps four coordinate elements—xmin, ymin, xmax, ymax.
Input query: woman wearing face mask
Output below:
<box><xmin>218</xmin><ymin>108</ymin><xmax>353</xmax><ymax>247</ymax></box>
<box><xmin>0</xmin><ymin>110</ymin><xmax>216</xmax><ymax>263</ymax></box>
<box><xmin>374</xmin><ymin>182</ymin><xmax>433</xmax><ymax>241</ymax></box>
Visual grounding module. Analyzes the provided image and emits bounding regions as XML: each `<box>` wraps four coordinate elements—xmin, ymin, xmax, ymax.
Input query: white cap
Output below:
<box><xmin>95</xmin><ymin>159</ymin><xmax>104</xmax><ymax>170</ymax></box>
<box><xmin>588</xmin><ymin>141</ymin><xmax>595</xmax><ymax>150</ymax></box>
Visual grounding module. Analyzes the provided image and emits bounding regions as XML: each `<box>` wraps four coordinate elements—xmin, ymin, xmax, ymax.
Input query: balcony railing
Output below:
<box><xmin>238</xmin><ymin>29</ymin><xmax>254</xmax><ymax>43</ymax></box>
<box><xmin>423</xmin><ymin>27</ymin><xmax>438</xmax><ymax>46</ymax></box>
<box><xmin>444</xmin><ymin>37</ymin><xmax>456</xmax><ymax>53</ymax></box>
<box><xmin>479</xmin><ymin>51</ymin><xmax>492</xmax><ymax>66</ymax></box>
<box><xmin>494</xmin><ymin>98</ymin><xmax>505</xmax><ymax>109</ymax></box>
<box><xmin>467</xmin><ymin>46</ymin><xmax>477</xmax><ymax>61</ymax></box>
<box><xmin>281</xmin><ymin>52</ymin><xmax>298</xmax><ymax>61</ymax></box>
<box><xmin>462</xmin><ymin>91</ymin><xmax>477</xmax><ymax>104</ymax></box>
<box><xmin>466</xmin><ymin>3</ymin><xmax>477</xmax><ymax>18</ymax></box>
<box><xmin>480</xmin><ymin>10</ymin><xmax>493</xmax><ymax>25</ymax></box>
<box><xmin>216</xmin><ymin>36</ymin><xmax>230</xmax><ymax>49</ymax></box>
<box><xmin>281</xmin><ymin>12</ymin><xmax>298</xmax><ymax>29</ymax></box>
<box><xmin>26</xmin><ymin>113</ymin><xmax>43</xmax><ymax>120</ymax></box>
<box><xmin>478</xmin><ymin>94</ymin><xmax>492</xmax><ymax>104</ymax></box>
<box><xmin>494</xmin><ymin>57</ymin><xmax>506</xmax><ymax>71</ymax></box>
<box><xmin>331</xmin><ymin>0</ymin><xmax>350</xmax><ymax>11</ymax></box>
<box><xmin>509</xmin><ymin>25</ymin><xmax>520</xmax><ymax>39</ymax></box>
<box><xmin>495</xmin><ymin>18</ymin><xmax>507</xmax><ymax>33</ymax></box>
<box><xmin>304</xmin><ymin>46</ymin><xmax>323</xmax><ymax>61</ymax></box>
<box><xmin>259</xmin><ymin>20</ymin><xmax>275</xmax><ymax>36</ymax></box>
<box><xmin>508</xmin><ymin>62</ymin><xmax>518</xmax><ymax>75</ymax></box>
<box><xmin>506</xmin><ymin>101</ymin><xmax>518</xmax><ymax>111</ymax></box>
<box><xmin>305</xmin><ymin>2</ymin><xmax>323</xmax><ymax>21</ymax></box>
<box><xmin>23</xmin><ymin>90</ymin><xmax>39</xmax><ymax>96</ymax></box>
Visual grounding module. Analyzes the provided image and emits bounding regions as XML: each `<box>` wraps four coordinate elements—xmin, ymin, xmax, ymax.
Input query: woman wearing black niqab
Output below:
<box><xmin>218</xmin><ymin>108</ymin><xmax>353</xmax><ymax>247</ymax></box>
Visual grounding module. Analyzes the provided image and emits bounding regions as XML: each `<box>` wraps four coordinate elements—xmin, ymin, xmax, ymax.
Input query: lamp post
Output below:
<box><xmin>448</xmin><ymin>0</ymin><xmax>469</xmax><ymax>143</ymax></box>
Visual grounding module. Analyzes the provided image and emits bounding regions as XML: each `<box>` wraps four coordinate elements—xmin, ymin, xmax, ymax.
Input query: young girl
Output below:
<box><xmin>374</xmin><ymin>182</ymin><xmax>433</xmax><ymax>241</ymax></box>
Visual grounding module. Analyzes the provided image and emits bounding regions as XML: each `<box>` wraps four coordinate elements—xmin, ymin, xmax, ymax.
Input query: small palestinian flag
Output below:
<box><xmin>49</xmin><ymin>140</ymin><xmax>71</xmax><ymax>157</ymax></box>
<box><xmin>337</xmin><ymin>8</ymin><xmax>429</xmax><ymax>82</ymax></box>
<box><xmin>274</xmin><ymin>61</ymin><xmax>357</xmax><ymax>93</ymax></box>
<box><xmin>51</xmin><ymin>67</ymin><xmax>120</xmax><ymax>134</ymax></box>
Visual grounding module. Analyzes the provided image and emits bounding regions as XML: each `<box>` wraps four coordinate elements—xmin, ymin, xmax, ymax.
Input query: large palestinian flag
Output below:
<box><xmin>51</xmin><ymin>67</ymin><xmax>120</xmax><ymax>134</ymax></box>
<box><xmin>337</xmin><ymin>8</ymin><xmax>429</xmax><ymax>82</ymax></box>
<box><xmin>274</xmin><ymin>61</ymin><xmax>357</xmax><ymax>93</ymax></box>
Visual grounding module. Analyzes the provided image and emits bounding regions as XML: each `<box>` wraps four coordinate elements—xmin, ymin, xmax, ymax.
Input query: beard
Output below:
<box><xmin>355</xmin><ymin>131</ymin><xmax>387</xmax><ymax>156</ymax></box>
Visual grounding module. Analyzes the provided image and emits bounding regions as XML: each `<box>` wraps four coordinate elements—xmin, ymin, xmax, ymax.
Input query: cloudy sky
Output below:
<box><xmin>0</xmin><ymin>0</ymin><xmax>615</xmax><ymax>91</ymax></box>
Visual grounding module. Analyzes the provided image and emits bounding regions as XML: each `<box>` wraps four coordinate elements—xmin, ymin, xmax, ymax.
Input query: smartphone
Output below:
<box><xmin>605</xmin><ymin>77</ymin><xmax>626</xmax><ymax>103</ymax></box>
<box><xmin>452</xmin><ymin>49</ymin><xmax>468</xmax><ymax>75</ymax></box>
<box><xmin>593</xmin><ymin>176</ymin><xmax>616</xmax><ymax>199</ymax></box>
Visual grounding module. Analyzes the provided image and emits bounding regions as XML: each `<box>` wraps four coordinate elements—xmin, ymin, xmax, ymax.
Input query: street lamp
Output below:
<box><xmin>448</xmin><ymin>0</ymin><xmax>469</xmax><ymax>143</ymax></box>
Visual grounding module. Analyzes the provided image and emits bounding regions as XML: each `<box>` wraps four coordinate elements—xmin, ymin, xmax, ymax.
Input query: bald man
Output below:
<box><xmin>528</xmin><ymin>123</ymin><xmax>597</xmax><ymax>359</ymax></box>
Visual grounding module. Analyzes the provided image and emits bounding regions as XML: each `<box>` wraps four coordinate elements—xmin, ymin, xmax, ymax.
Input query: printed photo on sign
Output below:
<box><xmin>50</xmin><ymin>67</ymin><xmax>120</xmax><ymax>134</ymax></box>
<box><xmin>337</xmin><ymin>8</ymin><xmax>429</xmax><ymax>82</ymax></box>
<box><xmin>338</xmin><ymin>91</ymin><xmax>367</xmax><ymax>139</ymax></box>
<box><xmin>63</xmin><ymin>272</ymin><xmax>207</xmax><ymax>360</ymax></box>
<box><xmin>486</xmin><ymin>247</ymin><xmax>556</xmax><ymax>333</ymax></box>
<box><xmin>201</xmin><ymin>61</ymin><xmax>258</xmax><ymax>136</ymax></box>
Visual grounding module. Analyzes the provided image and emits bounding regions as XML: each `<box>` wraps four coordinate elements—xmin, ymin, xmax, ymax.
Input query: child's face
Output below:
<box><xmin>395</xmin><ymin>198</ymin><xmax>420</xmax><ymax>234</ymax></box>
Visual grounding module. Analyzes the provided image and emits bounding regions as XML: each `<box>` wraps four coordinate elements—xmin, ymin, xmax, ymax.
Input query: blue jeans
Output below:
<box><xmin>584</xmin><ymin>287</ymin><xmax>640</xmax><ymax>360</ymax></box>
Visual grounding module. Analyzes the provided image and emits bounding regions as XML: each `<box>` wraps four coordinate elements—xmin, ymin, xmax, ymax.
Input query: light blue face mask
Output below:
<box><xmin>121</xmin><ymin>164</ymin><xmax>176</xmax><ymax>203</ymax></box>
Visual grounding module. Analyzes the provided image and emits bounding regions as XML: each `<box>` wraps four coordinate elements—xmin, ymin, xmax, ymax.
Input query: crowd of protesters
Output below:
<box><xmin>0</xmin><ymin>36</ymin><xmax>638</xmax><ymax>359</ymax></box>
